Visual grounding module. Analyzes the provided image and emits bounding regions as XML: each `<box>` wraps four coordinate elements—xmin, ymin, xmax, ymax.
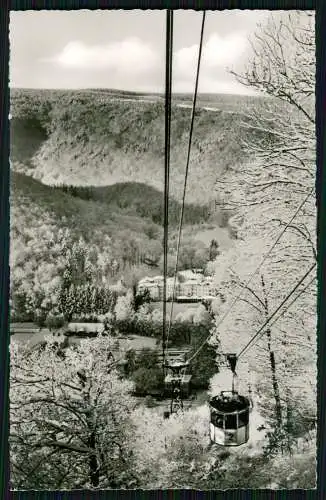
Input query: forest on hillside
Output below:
<box><xmin>9</xmin><ymin>11</ymin><xmax>317</xmax><ymax>490</ymax></box>
<box><xmin>10</xmin><ymin>169</ymin><xmax>229</xmax><ymax>324</ymax></box>
<box><xmin>10</xmin><ymin>82</ymin><xmax>272</xmax><ymax>203</ymax></box>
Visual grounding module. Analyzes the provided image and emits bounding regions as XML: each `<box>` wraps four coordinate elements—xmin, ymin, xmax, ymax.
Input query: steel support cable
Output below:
<box><xmin>267</xmin><ymin>275</ymin><xmax>315</xmax><ymax>332</ymax></box>
<box><xmin>166</xmin><ymin>11</ymin><xmax>206</xmax><ymax>350</ymax></box>
<box><xmin>237</xmin><ymin>261</ymin><xmax>316</xmax><ymax>360</ymax></box>
<box><xmin>188</xmin><ymin>261</ymin><xmax>316</xmax><ymax>365</ymax></box>
<box><xmin>162</xmin><ymin>9</ymin><xmax>173</xmax><ymax>376</ymax></box>
<box><xmin>186</xmin><ymin>186</ymin><xmax>314</xmax><ymax>363</ymax></box>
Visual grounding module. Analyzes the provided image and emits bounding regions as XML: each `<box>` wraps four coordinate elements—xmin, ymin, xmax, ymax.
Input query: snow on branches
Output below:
<box><xmin>211</xmin><ymin>11</ymin><xmax>316</xmax><ymax>433</ymax></box>
<box><xmin>10</xmin><ymin>335</ymin><xmax>138</xmax><ymax>489</ymax></box>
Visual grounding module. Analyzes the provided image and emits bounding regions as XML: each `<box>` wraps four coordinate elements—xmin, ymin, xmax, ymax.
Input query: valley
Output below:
<box><xmin>7</xmin><ymin>7</ymin><xmax>318</xmax><ymax>491</ymax></box>
<box><xmin>10</xmin><ymin>88</ymin><xmax>258</xmax><ymax>325</ymax></box>
<box><xmin>9</xmin><ymin>88</ymin><xmax>248</xmax><ymax>430</ymax></box>
<box><xmin>8</xmin><ymin>83</ymin><xmax>317</xmax><ymax>490</ymax></box>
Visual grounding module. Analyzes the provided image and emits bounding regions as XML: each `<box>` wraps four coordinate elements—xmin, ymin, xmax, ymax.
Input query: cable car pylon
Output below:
<box><xmin>162</xmin><ymin>9</ymin><xmax>206</xmax><ymax>420</ymax></box>
<box><xmin>164</xmin><ymin>357</ymin><xmax>189</xmax><ymax>415</ymax></box>
<box><xmin>160</xmin><ymin>6</ymin><xmax>315</xmax><ymax>449</ymax></box>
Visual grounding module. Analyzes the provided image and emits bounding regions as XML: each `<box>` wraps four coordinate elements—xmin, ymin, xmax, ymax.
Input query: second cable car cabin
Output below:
<box><xmin>208</xmin><ymin>353</ymin><xmax>251</xmax><ymax>447</ymax></box>
<box><xmin>164</xmin><ymin>357</ymin><xmax>191</xmax><ymax>416</ymax></box>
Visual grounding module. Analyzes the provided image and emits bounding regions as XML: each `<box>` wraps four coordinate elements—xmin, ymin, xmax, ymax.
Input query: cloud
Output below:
<box><xmin>36</xmin><ymin>32</ymin><xmax>254</xmax><ymax>94</ymax></box>
<box><xmin>43</xmin><ymin>37</ymin><xmax>160</xmax><ymax>77</ymax></box>
<box><xmin>175</xmin><ymin>32</ymin><xmax>248</xmax><ymax>74</ymax></box>
<box><xmin>173</xmin><ymin>31</ymin><xmax>250</xmax><ymax>93</ymax></box>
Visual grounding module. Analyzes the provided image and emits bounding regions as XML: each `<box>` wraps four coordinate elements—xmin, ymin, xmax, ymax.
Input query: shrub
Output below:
<box><xmin>132</xmin><ymin>366</ymin><xmax>164</xmax><ymax>396</ymax></box>
<box><xmin>193</xmin><ymin>304</ymin><xmax>212</xmax><ymax>326</ymax></box>
<box><xmin>45</xmin><ymin>313</ymin><xmax>66</xmax><ymax>330</ymax></box>
<box><xmin>125</xmin><ymin>349</ymin><xmax>138</xmax><ymax>376</ymax></box>
<box><xmin>34</xmin><ymin>310</ymin><xmax>48</xmax><ymax>327</ymax></box>
<box><xmin>133</xmin><ymin>288</ymin><xmax>151</xmax><ymax>312</ymax></box>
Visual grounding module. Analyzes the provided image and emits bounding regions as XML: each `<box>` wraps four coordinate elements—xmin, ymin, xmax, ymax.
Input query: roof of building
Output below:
<box><xmin>164</xmin><ymin>374</ymin><xmax>192</xmax><ymax>384</ymax></box>
<box><xmin>67</xmin><ymin>323</ymin><xmax>104</xmax><ymax>333</ymax></box>
<box><xmin>139</xmin><ymin>281</ymin><xmax>159</xmax><ymax>288</ymax></box>
<box><xmin>139</xmin><ymin>271</ymin><xmax>216</xmax><ymax>289</ymax></box>
<box><xmin>183</xmin><ymin>279</ymin><xmax>202</xmax><ymax>285</ymax></box>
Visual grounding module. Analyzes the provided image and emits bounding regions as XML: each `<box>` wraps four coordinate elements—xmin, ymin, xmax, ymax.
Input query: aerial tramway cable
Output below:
<box><xmin>236</xmin><ymin>261</ymin><xmax>316</xmax><ymax>359</ymax></box>
<box><xmin>162</xmin><ymin>11</ymin><xmax>206</xmax><ymax>415</ymax></box>
<box><xmin>166</xmin><ymin>11</ymin><xmax>206</xmax><ymax>348</ymax></box>
<box><xmin>266</xmin><ymin>275</ymin><xmax>315</xmax><ymax>335</ymax></box>
<box><xmin>207</xmin><ymin>261</ymin><xmax>316</xmax><ymax>446</ymax></box>
<box><xmin>162</xmin><ymin>10</ymin><xmax>174</xmax><ymax>376</ymax></box>
<box><xmin>161</xmin><ymin>10</ymin><xmax>315</xmax><ymax>435</ymax></box>
<box><xmin>186</xmin><ymin>186</ymin><xmax>314</xmax><ymax>363</ymax></box>
<box><xmin>188</xmin><ymin>260</ymin><xmax>316</xmax><ymax>365</ymax></box>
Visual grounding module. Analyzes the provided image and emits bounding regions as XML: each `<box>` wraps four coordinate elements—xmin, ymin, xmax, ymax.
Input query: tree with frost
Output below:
<box><xmin>204</xmin><ymin>260</ymin><xmax>217</xmax><ymax>277</ymax></box>
<box><xmin>175</xmin><ymin>309</ymin><xmax>195</xmax><ymax>324</ymax></box>
<box><xmin>9</xmin><ymin>212</ymin><xmax>71</xmax><ymax>321</ymax></box>
<box><xmin>151</xmin><ymin>307</ymin><xmax>164</xmax><ymax>324</ymax></box>
<box><xmin>60</xmin><ymin>237</ymin><xmax>95</xmax><ymax>290</ymax></box>
<box><xmin>10</xmin><ymin>335</ymin><xmax>139</xmax><ymax>490</ymax></box>
<box><xmin>209</xmin><ymin>239</ymin><xmax>220</xmax><ymax>261</ymax></box>
<box><xmin>58</xmin><ymin>236</ymin><xmax>106</xmax><ymax>320</ymax></box>
<box><xmin>110</xmin><ymin>278</ymin><xmax>128</xmax><ymax>296</ymax></box>
<box><xmin>193</xmin><ymin>304</ymin><xmax>213</xmax><ymax>326</ymax></box>
<box><xmin>222</xmin><ymin>11</ymin><xmax>315</xmax><ymax>235</ymax></box>
<box><xmin>135</xmin><ymin>303</ymin><xmax>153</xmax><ymax>323</ymax></box>
<box><xmin>131</xmin><ymin>405</ymin><xmax>211</xmax><ymax>489</ymax></box>
<box><xmin>114</xmin><ymin>290</ymin><xmax>135</xmax><ymax>322</ymax></box>
<box><xmin>211</xmin><ymin>11</ymin><xmax>316</xmax><ymax>452</ymax></box>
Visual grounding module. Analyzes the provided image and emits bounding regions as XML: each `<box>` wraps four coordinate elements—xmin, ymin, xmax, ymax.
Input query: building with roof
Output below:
<box><xmin>137</xmin><ymin>270</ymin><xmax>218</xmax><ymax>302</ymax></box>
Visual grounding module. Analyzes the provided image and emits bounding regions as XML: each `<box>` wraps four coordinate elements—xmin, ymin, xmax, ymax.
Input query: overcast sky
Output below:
<box><xmin>9</xmin><ymin>9</ymin><xmax>270</xmax><ymax>94</ymax></box>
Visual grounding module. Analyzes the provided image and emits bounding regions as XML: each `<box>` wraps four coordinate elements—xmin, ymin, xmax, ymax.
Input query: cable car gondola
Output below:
<box><xmin>208</xmin><ymin>354</ymin><xmax>251</xmax><ymax>447</ymax></box>
<box><xmin>160</xmin><ymin>8</ymin><xmax>316</xmax><ymax>448</ymax></box>
<box><xmin>209</xmin><ymin>391</ymin><xmax>250</xmax><ymax>447</ymax></box>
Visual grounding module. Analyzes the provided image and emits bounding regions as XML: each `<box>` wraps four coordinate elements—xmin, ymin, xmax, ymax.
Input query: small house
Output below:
<box><xmin>67</xmin><ymin>322</ymin><xmax>105</xmax><ymax>336</ymax></box>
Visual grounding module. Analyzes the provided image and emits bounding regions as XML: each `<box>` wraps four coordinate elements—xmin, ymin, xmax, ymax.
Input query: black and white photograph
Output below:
<box><xmin>8</xmin><ymin>8</ymin><xmax>316</xmax><ymax>490</ymax></box>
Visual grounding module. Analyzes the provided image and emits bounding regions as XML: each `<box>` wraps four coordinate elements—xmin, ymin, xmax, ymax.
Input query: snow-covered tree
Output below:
<box><xmin>211</xmin><ymin>11</ymin><xmax>316</xmax><ymax>450</ymax></box>
<box><xmin>175</xmin><ymin>309</ymin><xmax>195</xmax><ymax>324</ymax></box>
<box><xmin>135</xmin><ymin>303</ymin><xmax>153</xmax><ymax>322</ymax></box>
<box><xmin>114</xmin><ymin>290</ymin><xmax>135</xmax><ymax>322</ymax></box>
<box><xmin>151</xmin><ymin>307</ymin><xmax>164</xmax><ymax>325</ymax></box>
<box><xmin>193</xmin><ymin>304</ymin><xmax>212</xmax><ymax>326</ymax></box>
<box><xmin>61</xmin><ymin>237</ymin><xmax>96</xmax><ymax>290</ymax></box>
<box><xmin>131</xmin><ymin>405</ymin><xmax>211</xmax><ymax>489</ymax></box>
<box><xmin>10</xmin><ymin>335</ymin><xmax>138</xmax><ymax>489</ymax></box>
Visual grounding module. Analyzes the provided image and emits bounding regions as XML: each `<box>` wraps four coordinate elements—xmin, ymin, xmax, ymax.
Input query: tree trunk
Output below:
<box><xmin>88</xmin><ymin>431</ymin><xmax>99</xmax><ymax>488</ymax></box>
<box><xmin>261</xmin><ymin>275</ymin><xmax>282</xmax><ymax>427</ymax></box>
<box><xmin>266</xmin><ymin>328</ymin><xmax>283</xmax><ymax>426</ymax></box>
<box><xmin>285</xmin><ymin>391</ymin><xmax>294</xmax><ymax>455</ymax></box>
